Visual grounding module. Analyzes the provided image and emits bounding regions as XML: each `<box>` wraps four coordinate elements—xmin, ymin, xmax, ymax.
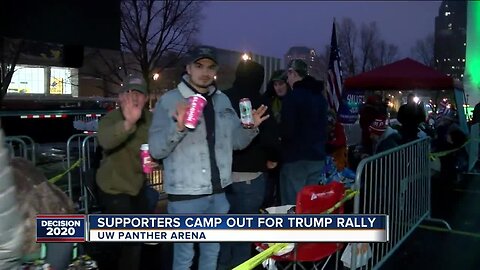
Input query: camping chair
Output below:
<box><xmin>257</xmin><ymin>182</ymin><xmax>345</xmax><ymax>270</ymax></box>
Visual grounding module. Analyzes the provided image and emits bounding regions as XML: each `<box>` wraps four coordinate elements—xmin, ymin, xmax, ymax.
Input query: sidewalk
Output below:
<box><xmin>380</xmin><ymin>174</ymin><xmax>480</xmax><ymax>270</ymax></box>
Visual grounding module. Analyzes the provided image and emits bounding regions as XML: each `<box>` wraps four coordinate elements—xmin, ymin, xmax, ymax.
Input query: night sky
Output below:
<box><xmin>199</xmin><ymin>1</ymin><xmax>441</xmax><ymax>59</ymax></box>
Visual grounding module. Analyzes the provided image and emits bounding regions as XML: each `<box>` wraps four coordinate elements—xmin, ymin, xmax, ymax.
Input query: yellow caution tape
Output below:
<box><xmin>48</xmin><ymin>159</ymin><xmax>82</xmax><ymax>184</ymax></box>
<box><xmin>429</xmin><ymin>139</ymin><xmax>469</xmax><ymax>161</ymax></box>
<box><xmin>419</xmin><ymin>225</ymin><xmax>480</xmax><ymax>239</ymax></box>
<box><xmin>323</xmin><ymin>189</ymin><xmax>358</xmax><ymax>214</ymax></box>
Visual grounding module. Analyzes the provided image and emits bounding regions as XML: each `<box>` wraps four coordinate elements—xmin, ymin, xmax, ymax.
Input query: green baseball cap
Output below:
<box><xmin>123</xmin><ymin>76</ymin><xmax>147</xmax><ymax>94</ymax></box>
<box><xmin>270</xmin><ymin>69</ymin><xmax>287</xmax><ymax>82</ymax></box>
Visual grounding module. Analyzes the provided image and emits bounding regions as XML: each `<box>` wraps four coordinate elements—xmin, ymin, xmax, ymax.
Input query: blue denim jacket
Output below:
<box><xmin>149</xmin><ymin>77</ymin><xmax>258</xmax><ymax>195</ymax></box>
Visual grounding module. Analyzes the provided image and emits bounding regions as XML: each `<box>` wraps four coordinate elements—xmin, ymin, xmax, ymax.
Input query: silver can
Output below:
<box><xmin>239</xmin><ymin>98</ymin><xmax>254</xmax><ymax>128</ymax></box>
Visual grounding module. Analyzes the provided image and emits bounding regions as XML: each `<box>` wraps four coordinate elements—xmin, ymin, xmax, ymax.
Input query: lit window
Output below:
<box><xmin>448</xmin><ymin>23</ymin><xmax>452</xmax><ymax>29</ymax></box>
<box><xmin>463</xmin><ymin>59</ymin><xmax>465</xmax><ymax>62</ymax></box>
<box><xmin>7</xmin><ymin>65</ymin><xmax>45</xmax><ymax>94</ymax></box>
<box><xmin>445</xmin><ymin>11</ymin><xmax>451</xmax><ymax>16</ymax></box>
<box><xmin>461</xmin><ymin>74</ymin><xmax>464</xmax><ymax>77</ymax></box>
<box><xmin>50</xmin><ymin>67</ymin><xmax>74</xmax><ymax>95</ymax></box>
<box><xmin>452</xmin><ymin>66</ymin><xmax>455</xmax><ymax>69</ymax></box>
<box><xmin>464</xmin><ymin>43</ymin><xmax>467</xmax><ymax>46</ymax></box>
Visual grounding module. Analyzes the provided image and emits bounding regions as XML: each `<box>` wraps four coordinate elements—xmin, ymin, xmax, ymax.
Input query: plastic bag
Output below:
<box><xmin>341</xmin><ymin>243</ymin><xmax>372</xmax><ymax>269</ymax></box>
<box><xmin>324</xmin><ymin>156</ymin><xmax>337</xmax><ymax>177</ymax></box>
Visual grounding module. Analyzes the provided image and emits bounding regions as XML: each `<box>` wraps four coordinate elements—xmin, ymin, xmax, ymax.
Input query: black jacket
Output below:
<box><xmin>281</xmin><ymin>75</ymin><xmax>328</xmax><ymax>162</ymax></box>
<box><xmin>224</xmin><ymin>60</ymin><xmax>281</xmax><ymax>172</ymax></box>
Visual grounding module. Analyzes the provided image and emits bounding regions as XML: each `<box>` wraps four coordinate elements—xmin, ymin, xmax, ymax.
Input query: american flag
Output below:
<box><xmin>326</xmin><ymin>20</ymin><xmax>343</xmax><ymax>112</ymax></box>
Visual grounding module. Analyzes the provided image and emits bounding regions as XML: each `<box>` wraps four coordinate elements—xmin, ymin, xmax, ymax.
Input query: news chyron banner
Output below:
<box><xmin>36</xmin><ymin>215</ymin><xmax>86</xmax><ymax>242</ymax></box>
<box><xmin>37</xmin><ymin>214</ymin><xmax>389</xmax><ymax>243</ymax></box>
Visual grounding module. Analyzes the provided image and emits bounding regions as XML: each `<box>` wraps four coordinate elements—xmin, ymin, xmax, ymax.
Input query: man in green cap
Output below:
<box><xmin>96</xmin><ymin>75</ymin><xmax>152</xmax><ymax>270</ymax></box>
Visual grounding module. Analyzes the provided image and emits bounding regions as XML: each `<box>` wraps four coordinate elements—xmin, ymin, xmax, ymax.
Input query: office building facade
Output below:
<box><xmin>434</xmin><ymin>0</ymin><xmax>467</xmax><ymax>80</ymax></box>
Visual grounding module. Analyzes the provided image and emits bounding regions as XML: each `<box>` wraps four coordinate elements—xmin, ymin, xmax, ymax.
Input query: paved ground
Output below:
<box><xmin>380</xmin><ymin>173</ymin><xmax>480</xmax><ymax>270</ymax></box>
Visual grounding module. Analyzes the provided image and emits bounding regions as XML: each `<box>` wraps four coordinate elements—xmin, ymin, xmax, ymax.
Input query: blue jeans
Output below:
<box><xmin>167</xmin><ymin>193</ymin><xmax>230</xmax><ymax>270</ymax></box>
<box><xmin>218</xmin><ymin>174</ymin><xmax>266</xmax><ymax>270</ymax></box>
<box><xmin>280</xmin><ymin>160</ymin><xmax>325</xmax><ymax>205</ymax></box>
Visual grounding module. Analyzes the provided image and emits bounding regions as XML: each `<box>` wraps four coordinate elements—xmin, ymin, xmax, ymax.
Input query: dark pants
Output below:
<box><xmin>263</xmin><ymin>167</ymin><xmax>281</xmax><ymax>208</ymax></box>
<box><xmin>218</xmin><ymin>174</ymin><xmax>266</xmax><ymax>270</ymax></box>
<box><xmin>99</xmin><ymin>187</ymin><xmax>149</xmax><ymax>270</ymax></box>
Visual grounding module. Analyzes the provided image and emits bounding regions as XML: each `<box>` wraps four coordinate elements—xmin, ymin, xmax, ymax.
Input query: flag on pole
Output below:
<box><xmin>326</xmin><ymin>19</ymin><xmax>343</xmax><ymax>112</ymax></box>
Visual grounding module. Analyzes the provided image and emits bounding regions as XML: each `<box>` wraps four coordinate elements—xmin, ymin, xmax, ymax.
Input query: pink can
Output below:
<box><xmin>184</xmin><ymin>94</ymin><xmax>207</xmax><ymax>129</ymax></box>
<box><xmin>140</xmin><ymin>144</ymin><xmax>154</xmax><ymax>174</ymax></box>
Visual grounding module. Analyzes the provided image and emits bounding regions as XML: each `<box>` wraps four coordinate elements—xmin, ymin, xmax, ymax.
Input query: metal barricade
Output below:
<box><xmin>147</xmin><ymin>165</ymin><xmax>164</xmax><ymax>193</ymax></box>
<box><xmin>350</xmin><ymin>138</ymin><xmax>450</xmax><ymax>269</ymax></box>
<box><xmin>80</xmin><ymin>135</ymin><xmax>98</xmax><ymax>214</ymax></box>
<box><xmin>5</xmin><ymin>136</ymin><xmax>36</xmax><ymax>164</ymax></box>
<box><xmin>66</xmin><ymin>134</ymin><xmax>99</xmax><ymax>213</ymax></box>
<box><xmin>15</xmin><ymin>135</ymin><xmax>36</xmax><ymax>165</ymax></box>
<box><xmin>67</xmin><ymin>133</ymin><xmax>166</xmax><ymax>212</ymax></box>
<box><xmin>66</xmin><ymin>134</ymin><xmax>90</xmax><ymax>199</ymax></box>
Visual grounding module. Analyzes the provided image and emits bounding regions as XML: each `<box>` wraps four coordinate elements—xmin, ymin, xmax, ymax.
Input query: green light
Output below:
<box><xmin>465</xmin><ymin>1</ymin><xmax>480</xmax><ymax>87</ymax></box>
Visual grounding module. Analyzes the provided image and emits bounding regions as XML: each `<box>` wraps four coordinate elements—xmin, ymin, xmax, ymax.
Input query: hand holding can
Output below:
<box><xmin>239</xmin><ymin>98</ymin><xmax>255</xmax><ymax>128</ymax></box>
<box><xmin>140</xmin><ymin>144</ymin><xmax>154</xmax><ymax>174</ymax></box>
<box><xmin>184</xmin><ymin>94</ymin><xmax>207</xmax><ymax>129</ymax></box>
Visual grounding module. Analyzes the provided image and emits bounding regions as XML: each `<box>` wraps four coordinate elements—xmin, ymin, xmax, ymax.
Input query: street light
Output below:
<box><xmin>242</xmin><ymin>53</ymin><xmax>251</xmax><ymax>61</ymax></box>
<box><xmin>153</xmin><ymin>73</ymin><xmax>160</xmax><ymax>81</ymax></box>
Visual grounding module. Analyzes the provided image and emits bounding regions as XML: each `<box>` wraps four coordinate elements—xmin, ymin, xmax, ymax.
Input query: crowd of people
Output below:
<box><xmin>354</xmin><ymin>91</ymin><xmax>468</xmax><ymax>182</ymax></box>
<box><xmin>93</xmin><ymin>46</ymin><xmax>332</xmax><ymax>270</ymax></box>
<box><xmin>1</xmin><ymin>45</ymin><xmax>471</xmax><ymax>270</ymax></box>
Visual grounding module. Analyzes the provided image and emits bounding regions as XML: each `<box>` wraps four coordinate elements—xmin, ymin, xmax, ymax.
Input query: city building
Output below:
<box><xmin>284</xmin><ymin>46</ymin><xmax>324</xmax><ymax>80</ymax></box>
<box><xmin>6</xmin><ymin>41</ymin><xmax>80</xmax><ymax>97</ymax></box>
<box><xmin>434</xmin><ymin>0</ymin><xmax>467</xmax><ymax>80</ymax></box>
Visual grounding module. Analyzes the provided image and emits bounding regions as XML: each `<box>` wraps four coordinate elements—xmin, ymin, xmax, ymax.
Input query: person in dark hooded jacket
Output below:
<box><xmin>397</xmin><ymin>93</ymin><xmax>426</xmax><ymax>143</ymax></box>
<box><xmin>263</xmin><ymin>69</ymin><xmax>291</xmax><ymax>124</ymax></box>
<box><xmin>219</xmin><ymin>60</ymin><xmax>281</xmax><ymax>269</ymax></box>
<box><xmin>261</xmin><ymin>70</ymin><xmax>291</xmax><ymax>208</ymax></box>
<box><xmin>280</xmin><ymin>59</ymin><xmax>328</xmax><ymax>205</ymax></box>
